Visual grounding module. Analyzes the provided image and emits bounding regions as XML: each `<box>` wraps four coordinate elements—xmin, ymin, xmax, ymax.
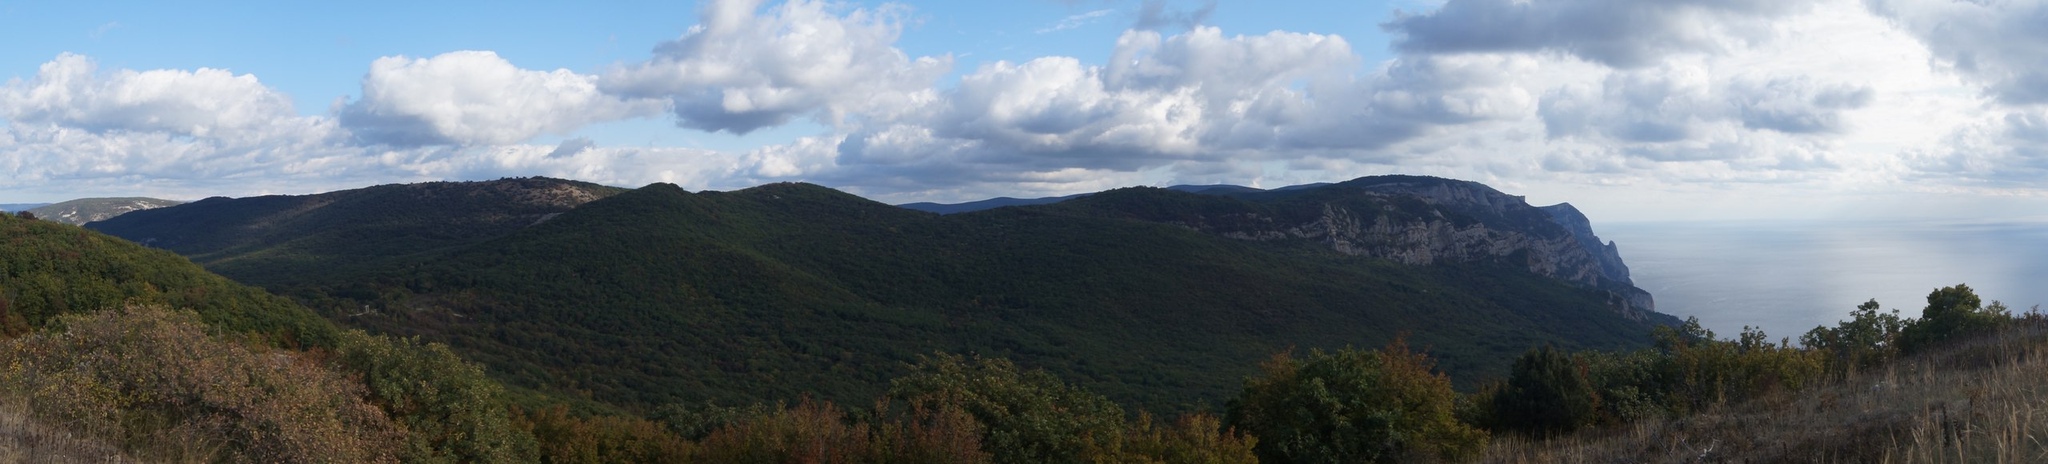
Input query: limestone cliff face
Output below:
<box><xmin>1135</xmin><ymin>176</ymin><xmax>1659</xmax><ymax>321</ymax></box>
<box><xmin>1219</xmin><ymin>203</ymin><xmax>1608</xmax><ymax>287</ymax></box>
<box><xmin>1539</xmin><ymin>203</ymin><xmax>1632</xmax><ymax>286</ymax></box>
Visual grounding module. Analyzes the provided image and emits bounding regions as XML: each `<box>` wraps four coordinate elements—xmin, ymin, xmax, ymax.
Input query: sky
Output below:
<box><xmin>3</xmin><ymin>0</ymin><xmax>2048</xmax><ymax>222</ymax></box>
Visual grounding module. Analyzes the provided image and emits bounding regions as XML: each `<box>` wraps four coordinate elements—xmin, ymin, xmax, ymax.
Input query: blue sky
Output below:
<box><xmin>3</xmin><ymin>0</ymin><xmax>2047</xmax><ymax>222</ymax></box>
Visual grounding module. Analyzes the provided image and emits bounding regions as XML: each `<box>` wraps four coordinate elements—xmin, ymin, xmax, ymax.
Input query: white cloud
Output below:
<box><xmin>0</xmin><ymin>54</ymin><xmax>746</xmax><ymax>202</ymax></box>
<box><xmin>1866</xmin><ymin>0</ymin><xmax>2048</xmax><ymax>106</ymax></box>
<box><xmin>337</xmin><ymin>51</ymin><xmax>664</xmax><ymax>147</ymax></box>
<box><xmin>0</xmin><ymin>53</ymin><xmax>306</xmax><ymax>140</ymax></box>
<box><xmin>601</xmin><ymin>0</ymin><xmax>951</xmax><ymax>134</ymax></box>
<box><xmin>1037</xmin><ymin>9</ymin><xmax>1114</xmax><ymax>34</ymax></box>
<box><xmin>813</xmin><ymin>27</ymin><xmax>1380</xmax><ymax>191</ymax></box>
<box><xmin>7</xmin><ymin>0</ymin><xmax>2048</xmax><ymax>220</ymax></box>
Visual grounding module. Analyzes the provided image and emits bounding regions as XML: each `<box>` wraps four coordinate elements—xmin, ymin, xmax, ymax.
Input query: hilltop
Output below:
<box><xmin>22</xmin><ymin>197</ymin><xmax>181</xmax><ymax>225</ymax></box>
<box><xmin>89</xmin><ymin>177</ymin><xmax>626</xmax><ymax>287</ymax></box>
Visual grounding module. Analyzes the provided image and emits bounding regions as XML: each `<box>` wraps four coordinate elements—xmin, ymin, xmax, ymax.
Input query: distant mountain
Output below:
<box><xmin>902</xmin><ymin>177</ymin><xmax>1651</xmax><ymax>313</ymax></box>
<box><xmin>898</xmin><ymin>181</ymin><xmax>1336</xmax><ymax>214</ymax></box>
<box><xmin>95</xmin><ymin>175</ymin><xmax>1673</xmax><ymax>415</ymax></box>
<box><xmin>89</xmin><ymin>177</ymin><xmax>626</xmax><ymax>287</ymax></box>
<box><xmin>898</xmin><ymin>194</ymin><xmax>1086</xmax><ymax>214</ymax></box>
<box><xmin>23</xmin><ymin>197</ymin><xmax>181</xmax><ymax>225</ymax></box>
<box><xmin>1055</xmin><ymin>175</ymin><xmax>1655</xmax><ymax>316</ymax></box>
<box><xmin>0</xmin><ymin>203</ymin><xmax>49</xmax><ymax>212</ymax></box>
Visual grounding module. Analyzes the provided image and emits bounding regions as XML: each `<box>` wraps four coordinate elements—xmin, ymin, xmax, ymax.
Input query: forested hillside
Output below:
<box><xmin>96</xmin><ymin>177</ymin><xmax>1676</xmax><ymax>414</ymax></box>
<box><xmin>88</xmin><ymin>177</ymin><xmax>626</xmax><ymax>288</ymax></box>
<box><xmin>0</xmin><ymin>212</ymin><xmax>532</xmax><ymax>462</ymax></box>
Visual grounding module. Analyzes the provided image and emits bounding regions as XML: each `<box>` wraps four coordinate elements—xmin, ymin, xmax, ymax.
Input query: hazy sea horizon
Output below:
<box><xmin>1600</xmin><ymin>219</ymin><xmax>2048</xmax><ymax>341</ymax></box>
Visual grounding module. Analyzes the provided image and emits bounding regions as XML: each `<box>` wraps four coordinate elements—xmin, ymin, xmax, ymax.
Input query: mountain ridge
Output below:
<box><xmin>24</xmin><ymin>197</ymin><xmax>182</xmax><ymax>225</ymax></box>
<box><xmin>89</xmin><ymin>175</ymin><xmax>1676</xmax><ymax>414</ymax></box>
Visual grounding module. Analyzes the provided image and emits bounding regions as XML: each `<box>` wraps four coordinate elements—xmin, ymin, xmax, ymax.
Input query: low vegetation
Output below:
<box><xmin>1481</xmin><ymin>284</ymin><xmax>2048</xmax><ymax>463</ymax></box>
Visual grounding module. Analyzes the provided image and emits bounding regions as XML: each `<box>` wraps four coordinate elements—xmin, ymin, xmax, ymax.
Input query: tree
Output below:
<box><xmin>1491</xmin><ymin>346</ymin><xmax>1600</xmax><ymax>436</ymax></box>
<box><xmin>1899</xmin><ymin>284</ymin><xmax>2008</xmax><ymax>353</ymax></box>
<box><xmin>1801</xmin><ymin>299</ymin><xmax>1907</xmax><ymax>373</ymax></box>
<box><xmin>14</xmin><ymin>211</ymin><xmax>34</xmax><ymax>221</ymax></box>
<box><xmin>1225</xmin><ymin>341</ymin><xmax>1486</xmax><ymax>463</ymax></box>
<box><xmin>886</xmin><ymin>353</ymin><xmax>1127</xmax><ymax>464</ymax></box>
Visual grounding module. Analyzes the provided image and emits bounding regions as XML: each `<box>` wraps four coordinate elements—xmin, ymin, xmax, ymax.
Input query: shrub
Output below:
<box><xmin>516</xmin><ymin>405</ymin><xmax>696</xmax><ymax>463</ymax></box>
<box><xmin>1898</xmin><ymin>284</ymin><xmax>2010</xmax><ymax>354</ymax></box>
<box><xmin>1490</xmin><ymin>346</ymin><xmax>1599</xmax><ymax>437</ymax></box>
<box><xmin>886</xmin><ymin>353</ymin><xmax>1128</xmax><ymax>464</ymax></box>
<box><xmin>1800</xmin><ymin>299</ymin><xmax>1907</xmax><ymax>374</ymax></box>
<box><xmin>695</xmin><ymin>398</ymin><xmax>874</xmax><ymax>464</ymax></box>
<box><xmin>0</xmin><ymin>305</ymin><xmax>399</xmax><ymax>462</ymax></box>
<box><xmin>866</xmin><ymin>398</ymin><xmax>993</xmax><ymax>464</ymax></box>
<box><xmin>1121</xmin><ymin>412</ymin><xmax>1260</xmax><ymax>464</ymax></box>
<box><xmin>331</xmin><ymin>329</ymin><xmax>538</xmax><ymax>463</ymax></box>
<box><xmin>1645</xmin><ymin>318</ymin><xmax>1828</xmax><ymax>415</ymax></box>
<box><xmin>1224</xmin><ymin>341</ymin><xmax>1487</xmax><ymax>463</ymax></box>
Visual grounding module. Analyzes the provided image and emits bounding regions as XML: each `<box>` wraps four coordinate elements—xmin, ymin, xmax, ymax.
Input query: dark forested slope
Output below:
<box><xmin>0</xmin><ymin>211</ymin><xmax>333</xmax><ymax>344</ymax></box>
<box><xmin>93</xmin><ymin>177</ymin><xmax>1674</xmax><ymax>414</ymax></box>
<box><xmin>88</xmin><ymin>177</ymin><xmax>625</xmax><ymax>288</ymax></box>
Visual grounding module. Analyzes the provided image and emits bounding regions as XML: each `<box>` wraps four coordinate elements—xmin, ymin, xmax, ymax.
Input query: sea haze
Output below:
<box><xmin>1601</xmin><ymin>220</ymin><xmax>2048</xmax><ymax>341</ymax></box>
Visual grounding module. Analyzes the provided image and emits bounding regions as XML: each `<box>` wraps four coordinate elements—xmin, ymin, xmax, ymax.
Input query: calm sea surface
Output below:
<box><xmin>1598</xmin><ymin>220</ymin><xmax>2048</xmax><ymax>340</ymax></box>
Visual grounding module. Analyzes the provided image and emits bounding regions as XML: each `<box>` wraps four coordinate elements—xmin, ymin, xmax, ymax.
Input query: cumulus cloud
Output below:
<box><xmin>1731</xmin><ymin>77</ymin><xmax>1872</xmax><ymax>134</ymax></box>
<box><xmin>1535</xmin><ymin>62</ymin><xmax>1872</xmax><ymax>164</ymax></box>
<box><xmin>782</xmin><ymin>26</ymin><xmax>1556</xmax><ymax>197</ymax></box>
<box><xmin>8</xmin><ymin>0</ymin><xmax>2045</xmax><ymax>214</ymax></box>
<box><xmin>1900</xmin><ymin>108</ymin><xmax>2048</xmax><ymax>185</ymax></box>
<box><xmin>0</xmin><ymin>53</ymin><xmax>358</xmax><ymax>198</ymax></box>
<box><xmin>1867</xmin><ymin>0</ymin><xmax>2048</xmax><ymax>106</ymax></box>
<box><xmin>338</xmin><ymin>51</ymin><xmax>663</xmax><ymax>147</ymax></box>
<box><xmin>602</xmin><ymin>0</ymin><xmax>951</xmax><ymax>134</ymax></box>
<box><xmin>825</xmin><ymin>27</ymin><xmax>1363</xmax><ymax>186</ymax></box>
<box><xmin>0</xmin><ymin>53</ymin><xmax>303</xmax><ymax>139</ymax></box>
<box><xmin>0</xmin><ymin>53</ymin><xmax>760</xmax><ymax>201</ymax></box>
<box><xmin>1383</xmin><ymin>0</ymin><xmax>1813</xmax><ymax>68</ymax></box>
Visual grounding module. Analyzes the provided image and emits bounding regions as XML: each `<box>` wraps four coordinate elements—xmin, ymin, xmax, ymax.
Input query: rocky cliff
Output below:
<box><xmin>1069</xmin><ymin>175</ymin><xmax>1660</xmax><ymax>321</ymax></box>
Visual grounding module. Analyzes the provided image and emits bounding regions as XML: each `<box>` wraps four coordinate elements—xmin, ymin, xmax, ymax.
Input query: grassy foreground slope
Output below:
<box><xmin>275</xmin><ymin>181</ymin><xmax>1667</xmax><ymax>412</ymax></box>
<box><xmin>1487</xmin><ymin>314</ymin><xmax>2048</xmax><ymax>463</ymax></box>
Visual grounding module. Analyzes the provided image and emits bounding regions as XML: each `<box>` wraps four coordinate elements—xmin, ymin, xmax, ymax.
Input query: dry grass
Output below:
<box><xmin>1486</xmin><ymin>320</ymin><xmax>2048</xmax><ymax>463</ymax></box>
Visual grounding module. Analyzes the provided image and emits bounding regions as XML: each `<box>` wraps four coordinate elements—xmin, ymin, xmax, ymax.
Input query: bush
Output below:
<box><xmin>886</xmin><ymin>353</ymin><xmax>1128</xmax><ymax>464</ymax></box>
<box><xmin>1649</xmin><ymin>319</ymin><xmax>1826</xmax><ymax>414</ymax></box>
<box><xmin>1224</xmin><ymin>341</ymin><xmax>1487</xmax><ymax>463</ymax></box>
<box><xmin>1121</xmin><ymin>413</ymin><xmax>1259</xmax><ymax>464</ymax></box>
<box><xmin>1899</xmin><ymin>284</ymin><xmax>2010</xmax><ymax>354</ymax></box>
<box><xmin>516</xmin><ymin>405</ymin><xmax>697</xmax><ymax>463</ymax></box>
<box><xmin>1801</xmin><ymin>299</ymin><xmax>1907</xmax><ymax>375</ymax></box>
<box><xmin>1489</xmin><ymin>346</ymin><xmax>1599</xmax><ymax>437</ymax></box>
<box><xmin>0</xmin><ymin>305</ymin><xmax>399</xmax><ymax>462</ymax></box>
<box><xmin>331</xmin><ymin>329</ymin><xmax>538</xmax><ymax>463</ymax></box>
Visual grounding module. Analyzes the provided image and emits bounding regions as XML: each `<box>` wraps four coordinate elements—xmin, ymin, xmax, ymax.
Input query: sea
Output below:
<box><xmin>1598</xmin><ymin>220</ymin><xmax>2048</xmax><ymax>341</ymax></box>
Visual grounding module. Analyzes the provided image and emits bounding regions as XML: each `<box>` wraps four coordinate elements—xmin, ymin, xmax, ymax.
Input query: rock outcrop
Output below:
<box><xmin>1086</xmin><ymin>175</ymin><xmax>1660</xmax><ymax>321</ymax></box>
